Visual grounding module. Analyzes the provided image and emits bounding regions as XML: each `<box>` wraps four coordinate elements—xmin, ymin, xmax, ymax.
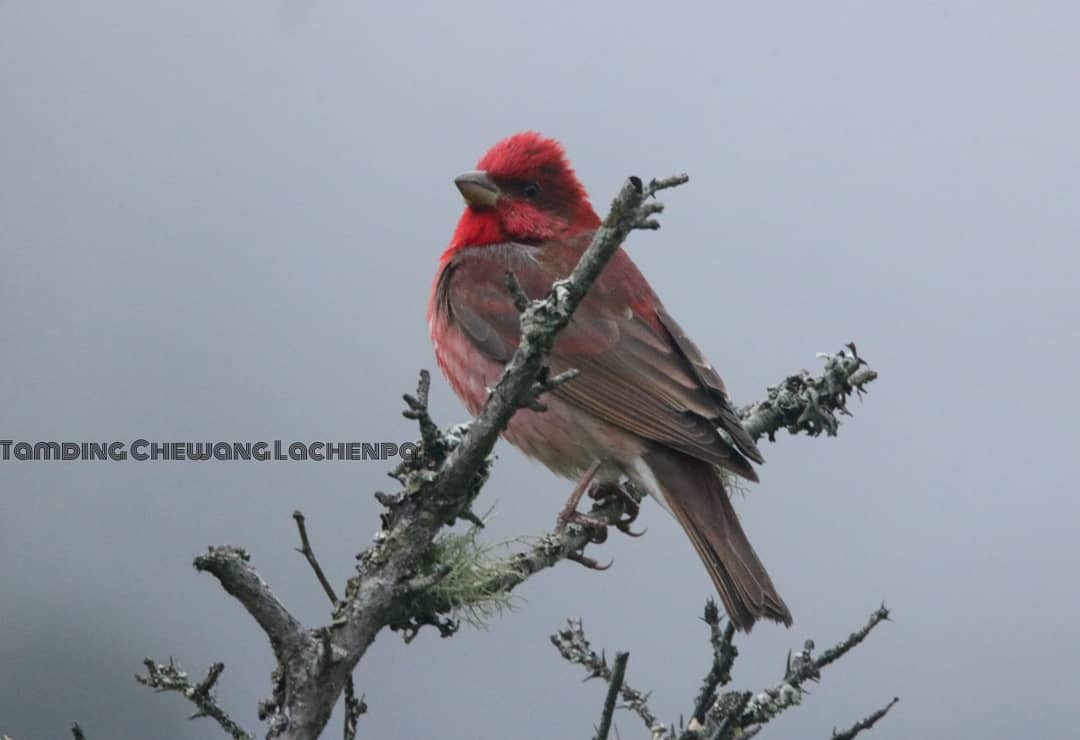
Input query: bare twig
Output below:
<box><xmin>293</xmin><ymin>511</ymin><xmax>338</xmax><ymax>604</ymax></box>
<box><xmin>136</xmin><ymin>659</ymin><xmax>252</xmax><ymax>740</ymax></box>
<box><xmin>401</xmin><ymin>370</ymin><xmax>443</xmax><ymax>459</ymax></box>
<box><xmin>831</xmin><ymin>697</ymin><xmax>899</xmax><ymax>740</ymax></box>
<box><xmin>595</xmin><ymin>652</ymin><xmax>629</xmax><ymax>740</ymax></box>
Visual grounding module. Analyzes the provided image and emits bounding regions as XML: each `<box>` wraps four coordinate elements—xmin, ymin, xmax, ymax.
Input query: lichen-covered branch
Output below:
<box><xmin>135</xmin><ymin>659</ymin><xmax>252</xmax><ymax>740</ymax></box>
<box><xmin>830</xmin><ymin>697</ymin><xmax>899</xmax><ymax>740</ymax></box>
<box><xmin>680</xmin><ymin>600</ymin><xmax>737</xmax><ymax>739</ymax></box>
<box><xmin>813</xmin><ymin>603</ymin><xmax>892</xmax><ymax>672</ymax></box>
<box><xmin>139</xmin><ymin>173</ymin><xmax>688</xmax><ymax>739</ymax></box>
<box><xmin>554</xmin><ymin>605</ymin><xmax>894</xmax><ymax>740</ymax></box>
<box><xmin>732</xmin><ymin>605</ymin><xmax>892</xmax><ymax>732</ymax></box>
<box><xmin>740</xmin><ymin>343</ymin><xmax>877</xmax><ymax>441</ymax></box>
<box><xmin>551</xmin><ymin>619</ymin><xmax>671</xmax><ymax>739</ymax></box>
<box><xmin>386</xmin><ymin>341</ymin><xmax>879</xmax><ymax>622</ymax></box>
<box><xmin>138</xmin><ymin>168</ymin><xmax>882</xmax><ymax>740</ymax></box>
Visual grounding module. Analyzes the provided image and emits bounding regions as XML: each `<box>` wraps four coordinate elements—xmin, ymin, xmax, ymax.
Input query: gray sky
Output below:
<box><xmin>2</xmin><ymin>2</ymin><xmax>1078</xmax><ymax>738</ymax></box>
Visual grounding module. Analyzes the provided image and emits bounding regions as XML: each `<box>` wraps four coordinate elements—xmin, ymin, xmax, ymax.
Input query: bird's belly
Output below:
<box><xmin>431</xmin><ymin>317</ymin><xmax>642</xmax><ymax>481</ymax></box>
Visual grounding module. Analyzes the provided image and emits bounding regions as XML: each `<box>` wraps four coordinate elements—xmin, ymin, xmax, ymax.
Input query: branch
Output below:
<box><xmin>814</xmin><ymin>603</ymin><xmax>892</xmax><ymax>672</ymax></box>
<box><xmin>144</xmin><ymin>172</ymin><xmax>687</xmax><ymax>739</ymax></box>
<box><xmin>734</xmin><ymin>605</ymin><xmax>892</xmax><ymax>731</ymax></box>
<box><xmin>403</xmin><ymin>487</ymin><xmax>641</xmax><ymax>619</ymax></box>
<box><xmin>292</xmin><ymin>511</ymin><xmax>367</xmax><ymax>740</ymax></box>
<box><xmin>707</xmin><ymin>692</ymin><xmax>751</xmax><ymax>740</ymax></box>
<box><xmin>418</xmin><ymin>173</ymin><xmax>687</xmax><ymax>511</ymax></box>
<box><xmin>192</xmin><ymin>547</ymin><xmax>304</xmax><ymax>661</ymax></box>
<box><xmin>830</xmin><ymin>697</ymin><xmax>899</xmax><ymax>740</ymax></box>
<box><xmin>292</xmin><ymin>511</ymin><xmax>339</xmax><ymax>604</ymax></box>
<box><xmin>680</xmin><ymin>600</ymin><xmax>737</xmax><ymax>738</ymax></box>
<box><xmin>142</xmin><ymin>165</ymin><xmax>883</xmax><ymax>740</ymax></box>
<box><xmin>740</xmin><ymin>343</ymin><xmax>877</xmax><ymax>441</ymax></box>
<box><xmin>135</xmin><ymin>659</ymin><xmax>252</xmax><ymax>740</ymax></box>
<box><xmin>342</xmin><ymin>678</ymin><xmax>367</xmax><ymax>740</ymax></box>
<box><xmin>595</xmin><ymin>652</ymin><xmax>629</xmax><ymax>740</ymax></box>
<box><xmin>557</xmin><ymin>604</ymin><xmax>894</xmax><ymax>740</ymax></box>
<box><xmin>552</xmin><ymin>619</ymin><xmax>671</xmax><ymax>739</ymax></box>
<box><xmin>398</xmin><ymin>338</ymin><xmax>880</xmax><ymax>620</ymax></box>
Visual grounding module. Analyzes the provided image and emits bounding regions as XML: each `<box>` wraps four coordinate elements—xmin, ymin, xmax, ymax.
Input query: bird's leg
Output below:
<box><xmin>556</xmin><ymin>462</ymin><xmax>619</xmax><ymax>571</ymax></box>
<box><xmin>555</xmin><ymin>460</ymin><xmax>607</xmax><ymax>534</ymax></box>
<box><xmin>587</xmin><ymin>482</ymin><xmax>646</xmax><ymax>537</ymax></box>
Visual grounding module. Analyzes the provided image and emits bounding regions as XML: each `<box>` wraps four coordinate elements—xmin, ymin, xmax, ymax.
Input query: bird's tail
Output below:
<box><xmin>641</xmin><ymin>447</ymin><xmax>793</xmax><ymax>631</ymax></box>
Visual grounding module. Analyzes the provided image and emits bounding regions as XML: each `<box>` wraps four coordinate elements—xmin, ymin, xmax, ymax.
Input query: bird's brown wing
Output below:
<box><xmin>435</xmin><ymin>240</ymin><xmax>763</xmax><ymax>480</ymax></box>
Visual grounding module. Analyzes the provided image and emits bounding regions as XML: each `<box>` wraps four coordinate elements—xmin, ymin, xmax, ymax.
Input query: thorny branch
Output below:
<box><xmin>140</xmin><ymin>172</ymin><xmax>693</xmax><ymax>739</ymax></box>
<box><xmin>551</xmin><ymin>619</ymin><xmax>671</xmax><ymax>739</ymax></box>
<box><xmin>813</xmin><ymin>603</ymin><xmax>892</xmax><ymax>672</ymax></box>
<box><xmin>387</xmin><ymin>342</ymin><xmax>878</xmax><ymax>622</ymax></box>
<box><xmin>733</xmin><ymin>605</ymin><xmax>892</xmax><ymax>733</ymax></box>
<box><xmin>135</xmin><ymin>659</ymin><xmax>252</xmax><ymax>740</ymax></box>
<box><xmin>555</xmin><ymin>605</ymin><xmax>894</xmax><ymax>740</ymax></box>
<box><xmin>680</xmin><ymin>600</ymin><xmax>737</xmax><ymax>739</ymax></box>
<box><xmin>137</xmin><ymin>170</ymin><xmax>881</xmax><ymax>739</ymax></box>
<box><xmin>741</xmin><ymin>342</ymin><xmax>877</xmax><ymax>441</ymax></box>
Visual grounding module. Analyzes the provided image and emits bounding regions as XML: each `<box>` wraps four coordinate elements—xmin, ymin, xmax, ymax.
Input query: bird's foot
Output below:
<box><xmin>555</xmin><ymin>462</ymin><xmax>613</xmax><ymax>562</ymax></box>
<box><xmin>587</xmin><ymin>482</ymin><xmax>646</xmax><ymax>538</ymax></box>
<box><xmin>558</xmin><ymin>508</ymin><xmax>612</xmax><ymax>569</ymax></box>
<box><xmin>556</xmin><ymin>509</ymin><xmax>610</xmax><ymax>542</ymax></box>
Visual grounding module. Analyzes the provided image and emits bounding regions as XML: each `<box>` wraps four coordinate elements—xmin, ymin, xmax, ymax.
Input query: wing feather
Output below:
<box><xmin>435</xmin><ymin>239</ymin><xmax>762</xmax><ymax>480</ymax></box>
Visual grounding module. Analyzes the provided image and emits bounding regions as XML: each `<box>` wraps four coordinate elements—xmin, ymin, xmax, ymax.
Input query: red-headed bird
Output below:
<box><xmin>428</xmin><ymin>132</ymin><xmax>792</xmax><ymax>630</ymax></box>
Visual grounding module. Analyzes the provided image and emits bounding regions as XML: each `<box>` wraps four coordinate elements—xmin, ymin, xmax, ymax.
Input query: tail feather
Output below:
<box><xmin>642</xmin><ymin>448</ymin><xmax>793</xmax><ymax>631</ymax></box>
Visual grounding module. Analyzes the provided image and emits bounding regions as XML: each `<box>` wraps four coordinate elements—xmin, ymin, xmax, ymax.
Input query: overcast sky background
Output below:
<box><xmin>2</xmin><ymin>2</ymin><xmax>1078</xmax><ymax>738</ymax></box>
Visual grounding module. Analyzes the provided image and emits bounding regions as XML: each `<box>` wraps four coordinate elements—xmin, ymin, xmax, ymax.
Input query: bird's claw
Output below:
<box><xmin>567</xmin><ymin>552</ymin><xmax>613</xmax><ymax>571</ymax></box>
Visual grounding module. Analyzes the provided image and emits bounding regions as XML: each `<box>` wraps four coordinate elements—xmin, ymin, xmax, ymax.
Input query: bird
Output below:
<box><xmin>428</xmin><ymin>132</ymin><xmax>792</xmax><ymax>630</ymax></box>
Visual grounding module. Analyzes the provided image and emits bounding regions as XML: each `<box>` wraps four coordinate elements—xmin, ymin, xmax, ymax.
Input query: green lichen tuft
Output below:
<box><xmin>410</xmin><ymin>525</ymin><xmax>524</xmax><ymax>628</ymax></box>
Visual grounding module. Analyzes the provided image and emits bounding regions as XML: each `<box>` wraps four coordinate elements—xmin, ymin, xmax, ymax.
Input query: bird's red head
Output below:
<box><xmin>447</xmin><ymin>132</ymin><xmax>601</xmax><ymax>253</ymax></box>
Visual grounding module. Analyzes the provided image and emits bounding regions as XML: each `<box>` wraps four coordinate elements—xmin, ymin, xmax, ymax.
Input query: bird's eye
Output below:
<box><xmin>522</xmin><ymin>183</ymin><xmax>540</xmax><ymax>199</ymax></box>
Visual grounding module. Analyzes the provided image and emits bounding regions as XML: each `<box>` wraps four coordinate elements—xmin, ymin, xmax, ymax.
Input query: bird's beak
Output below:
<box><xmin>454</xmin><ymin>170</ymin><xmax>500</xmax><ymax>208</ymax></box>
